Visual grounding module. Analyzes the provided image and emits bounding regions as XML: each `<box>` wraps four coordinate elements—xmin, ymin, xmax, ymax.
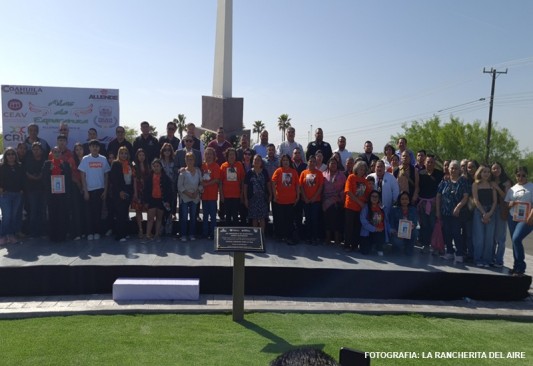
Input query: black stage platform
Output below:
<box><xmin>0</xmin><ymin>233</ymin><xmax>531</xmax><ymax>301</ymax></box>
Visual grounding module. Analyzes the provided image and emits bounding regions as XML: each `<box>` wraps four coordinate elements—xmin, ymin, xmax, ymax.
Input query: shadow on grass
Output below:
<box><xmin>238</xmin><ymin>319</ymin><xmax>325</xmax><ymax>354</ymax></box>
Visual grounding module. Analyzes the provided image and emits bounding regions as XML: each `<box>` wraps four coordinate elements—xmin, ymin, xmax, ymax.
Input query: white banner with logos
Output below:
<box><xmin>1</xmin><ymin>85</ymin><xmax>119</xmax><ymax>151</ymax></box>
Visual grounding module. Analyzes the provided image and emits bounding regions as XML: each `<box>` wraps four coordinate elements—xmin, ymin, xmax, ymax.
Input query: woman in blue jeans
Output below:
<box><xmin>505</xmin><ymin>166</ymin><xmax>533</xmax><ymax>276</ymax></box>
<box><xmin>436</xmin><ymin>160</ymin><xmax>469</xmax><ymax>263</ymax></box>
<box><xmin>178</xmin><ymin>152</ymin><xmax>202</xmax><ymax>242</ymax></box>
<box><xmin>0</xmin><ymin>147</ymin><xmax>25</xmax><ymax>245</ymax></box>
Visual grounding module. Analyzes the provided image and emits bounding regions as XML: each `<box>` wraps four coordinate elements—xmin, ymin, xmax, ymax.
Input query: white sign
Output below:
<box><xmin>1</xmin><ymin>85</ymin><xmax>119</xmax><ymax>150</ymax></box>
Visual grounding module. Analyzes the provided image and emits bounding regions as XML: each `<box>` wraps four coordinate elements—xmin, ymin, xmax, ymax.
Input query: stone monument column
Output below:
<box><xmin>202</xmin><ymin>0</ymin><xmax>244</xmax><ymax>138</ymax></box>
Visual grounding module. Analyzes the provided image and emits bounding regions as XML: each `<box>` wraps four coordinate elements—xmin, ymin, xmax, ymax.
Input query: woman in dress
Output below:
<box><xmin>490</xmin><ymin>162</ymin><xmax>512</xmax><ymax>267</ymax></box>
<box><xmin>144</xmin><ymin>159</ymin><xmax>172</xmax><ymax>241</ymax></box>
<box><xmin>0</xmin><ymin>147</ymin><xmax>24</xmax><ymax>245</ymax></box>
<box><xmin>24</xmin><ymin>142</ymin><xmax>46</xmax><ymax>238</ymax></box>
<box><xmin>471</xmin><ymin>165</ymin><xmax>497</xmax><ymax>267</ymax></box>
<box><xmin>132</xmin><ymin>149</ymin><xmax>150</xmax><ymax>238</ymax></box>
<box><xmin>219</xmin><ymin>148</ymin><xmax>245</xmax><ymax>226</ymax></box>
<box><xmin>272</xmin><ymin>154</ymin><xmax>300</xmax><ymax>244</ymax></box>
<box><xmin>110</xmin><ymin>146</ymin><xmax>134</xmax><ymax>242</ymax></box>
<box><xmin>322</xmin><ymin>157</ymin><xmax>346</xmax><ymax>245</ymax></box>
<box><xmin>504</xmin><ymin>166</ymin><xmax>533</xmax><ymax>276</ymax></box>
<box><xmin>160</xmin><ymin>143</ymin><xmax>177</xmax><ymax>236</ymax></box>
<box><xmin>41</xmin><ymin>147</ymin><xmax>71</xmax><ymax>242</ymax></box>
<box><xmin>239</xmin><ymin>148</ymin><xmax>254</xmax><ymax>224</ymax></box>
<box><xmin>201</xmin><ymin>147</ymin><xmax>220</xmax><ymax>239</ymax></box>
<box><xmin>243</xmin><ymin>154</ymin><xmax>272</xmax><ymax>234</ymax></box>
<box><xmin>436</xmin><ymin>160</ymin><xmax>469</xmax><ymax>263</ymax></box>
<box><xmin>177</xmin><ymin>152</ymin><xmax>202</xmax><ymax>241</ymax></box>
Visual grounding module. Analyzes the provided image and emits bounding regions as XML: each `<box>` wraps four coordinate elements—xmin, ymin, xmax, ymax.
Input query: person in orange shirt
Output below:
<box><xmin>219</xmin><ymin>148</ymin><xmax>245</xmax><ymax>226</ymax></box>
<box><xmin>144</xmin><ymin>159</ymin><xmax>172</xmax><ymax>241</ymax></box>
<box><xmin>299</xmin><ymin>155</ymin><xmax>324</xmax><ymax>244</ymax></box>
<box><xmin>272</xmin><ymin>154</ymin><xmax>300</xmax><ymax>244</ymax></box>
<box><xmin>201</xmin><ymin>147</ymin><xmax>220</xmax><ymax>239</ymax></box>
<box><xmin>344</xmin><ymin>160</ymin><xmax>372</xmax><ymax>251</ymax></box>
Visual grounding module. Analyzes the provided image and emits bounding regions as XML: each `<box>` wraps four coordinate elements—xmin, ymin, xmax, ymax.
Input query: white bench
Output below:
<box><xmin>113</xmin><ymin>278</ymin><xmax>200</xmax><ymax>301</ymax></box>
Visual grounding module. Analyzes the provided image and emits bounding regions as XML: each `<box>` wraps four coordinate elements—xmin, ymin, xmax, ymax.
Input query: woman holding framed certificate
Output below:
<box><xmin>504</xmin><ymin>166</ymin><xmax>533</xmax><ymax>276</ymax></box>
<box><xmin>42</xmin><ymin>147</ymin><xmax>71</xmax><ymax>242</ymax></box>
<box><xmin>389</xmin><ymin>191</ymin><xmax>418</xmax><ymax>255</ymax></box>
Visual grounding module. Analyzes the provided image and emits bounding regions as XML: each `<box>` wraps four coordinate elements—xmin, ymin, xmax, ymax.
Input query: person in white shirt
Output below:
<box><xmin>277</xmin><ymin>127</ymin><xmax>303</xmax><ymax>157</ymax></box>
<box><xmin>334</xmin><ymin>136</ymin><xmax>352</xmax><ymax>165</ymax></box>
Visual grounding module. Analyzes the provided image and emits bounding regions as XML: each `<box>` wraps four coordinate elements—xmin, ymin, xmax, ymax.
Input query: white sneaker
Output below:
<box><xmin>105</xmin><ymin>229</ymin><xmax>113</xmax><ymax>237</ymax></box>
<box><xmin>454</xmin><ymin>255</ymin><xmax>463</xmax><ymax>263</ymax></box>
<box><xmin>119</xmin><ymin>238</ymin><xmax>127</xmax><ymax>242</ymax></box>
<box><xmin>377</xmin><ymin>251</ymin><xmax>384</xmax><ymax>257</ymax></box>
<box><xmin>94</xmin><ymin>233</ymin><xmax>101</xmax><ymax>240</ymax></box>
<box><xmin>180</xmin><ymin>237</ymin><xmax>187</xmax><ymax>242</ymax></box>
<box><xmin>87</xmin><ymin>234</ymin><xmax>94</xmax><ymax>241</ymax></box>
<box><xmin>190</xmin><ymin>236</ymin><xmax>196</xmax><ymax>241</ymax></box>
<box><xmin>440</xmin><ymin>253</ymin><xmax>454</xmax><ymax>260</ymax></box>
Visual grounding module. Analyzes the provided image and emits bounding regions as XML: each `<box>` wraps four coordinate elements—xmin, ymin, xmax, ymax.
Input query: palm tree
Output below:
<box><xmin>252</xmin><ymin>120</ymin><xmax>265</xmax><ymax>143</ymax></box>
<box><xmin>173</xmin><ymin>114</ymin><xmax>187</xmax><ymax>140</ymax></box>
<box><xmin>277</xmin><ymin>114</ymin><xmax>291</xmax><ymax>142</ymax></box>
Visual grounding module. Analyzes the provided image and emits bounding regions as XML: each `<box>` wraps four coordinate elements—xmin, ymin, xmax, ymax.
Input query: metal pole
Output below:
<box><xmin>232</xmin><ymin>251</ymin><xmax>245</xmax><ymax>322</ymax></box>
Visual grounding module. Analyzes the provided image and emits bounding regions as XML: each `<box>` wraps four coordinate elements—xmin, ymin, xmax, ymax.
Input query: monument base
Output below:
<box><xmin>202</xmin><ymin>95</ymin><xmax>243</xmax><ymax>137</ymax></box>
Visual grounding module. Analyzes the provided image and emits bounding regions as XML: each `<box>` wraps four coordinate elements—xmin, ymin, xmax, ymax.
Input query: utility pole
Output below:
<box><xmin>483</xmin><ymin>67</ymin><xmax>507</xmax><ymax>163</ymax></box>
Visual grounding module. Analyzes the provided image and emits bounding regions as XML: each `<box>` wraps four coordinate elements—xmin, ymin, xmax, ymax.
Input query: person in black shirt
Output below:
<box><xmin>158</xmin><ymin>121</ymin><xmax>180</xmax><ymax>152</ymax></box>
<box><xmin>417</xmin><ymin>154</ymin><xmax>444</xmax><ymax>251</ymax></box>
<box><xmin>133</xmin><ymin>121</ymin><xmax>159</xmax><ymax>164</ymax></box>
<box><xmin>305</xmin><ymin>127</ymin><xmax>332</xmax><ymax>163</ymax></box>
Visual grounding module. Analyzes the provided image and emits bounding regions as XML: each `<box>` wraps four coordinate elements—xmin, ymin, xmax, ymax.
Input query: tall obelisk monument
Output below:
<box><xmin>202</xmin><ymin>0</ymin><xmax>244</xmax><ymax>136</ymax></box>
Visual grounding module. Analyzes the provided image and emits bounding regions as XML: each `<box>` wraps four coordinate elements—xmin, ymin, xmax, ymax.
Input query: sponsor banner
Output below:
<box><xmin>1</xmin><ymin>85</ymin><xmax>119</xmax><ymax>150</ymax></box>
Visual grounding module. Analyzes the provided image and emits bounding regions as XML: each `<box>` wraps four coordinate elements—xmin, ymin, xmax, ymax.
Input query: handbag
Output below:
<box><xmin>431</xmin><ymin>218</ymin><xmax>445</xmax><ymax>253</ymax></box>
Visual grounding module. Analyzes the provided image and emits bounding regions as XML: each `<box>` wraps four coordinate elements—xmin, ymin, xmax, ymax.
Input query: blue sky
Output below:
<box><xmin>1</xmin><ymin>0</ymin><xmax>532</xmax><ymax>153</ymax></box>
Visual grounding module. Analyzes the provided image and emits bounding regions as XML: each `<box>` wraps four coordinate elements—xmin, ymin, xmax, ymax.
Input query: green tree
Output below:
<box><xmin>174</xmin><ymin>114</ymin><xmax>187</xmax><ymax>140</ymax></box>
<box><xmin>277</xmin><ymin>114</ymin><xmax>291</xmax><ymax>142</ymax></box>
<box><xmin>0</xmin><ymin>133</ymin><xmax>3</xmax><ymax>153</ymax></box>
<box><xmin>252</xmin><ymin>120</ymin><xmax>265</xmax><ymax>143</ymax></box>
<box><xmin>200</xmin><ymin>131</ymin><xmax>216</xmax><ymax>146</ymax></box>
<box><xmin>123</xmin><ymin>125</ymin><xmax>138</xmax><ymax>143</ymax></box>
<box><xmin>390</xmin><ymin>116</ymin><xmax>522</xmax><ymax>172</ymax></box>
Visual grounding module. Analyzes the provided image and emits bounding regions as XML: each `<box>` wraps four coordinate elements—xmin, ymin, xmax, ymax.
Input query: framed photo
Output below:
<box><xmin>51</xmin><ymin>175</ymin><xmax>65</xmax><ymax>194</ymax></box>
<box><xmin>397</xmin><ymin>219</ymin><xmax>412</xmax><ymax>239</ymax></box>
<box><xmin>513</xmin><ymin>202</ymin><xmax>531</xmax><ymax>222</ymax></box>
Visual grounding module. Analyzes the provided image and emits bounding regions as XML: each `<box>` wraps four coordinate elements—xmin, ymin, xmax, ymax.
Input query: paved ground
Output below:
<box><xmin>1</xmin><ymin>227</ymin><xmax>532</xmax><ymax>320</ymax></box>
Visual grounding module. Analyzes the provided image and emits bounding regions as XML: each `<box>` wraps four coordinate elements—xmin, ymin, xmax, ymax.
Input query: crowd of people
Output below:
<box><xmin>0</xmin><ymin>121</ymin><xmax>531</xmax><ymax>276</ymax></box>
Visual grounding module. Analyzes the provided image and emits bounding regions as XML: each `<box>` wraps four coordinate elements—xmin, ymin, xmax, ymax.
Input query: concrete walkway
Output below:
<box><xmin>1</xmin><ymin>293</ymin><xmax>532</xmax><ymax>320</ymax></box>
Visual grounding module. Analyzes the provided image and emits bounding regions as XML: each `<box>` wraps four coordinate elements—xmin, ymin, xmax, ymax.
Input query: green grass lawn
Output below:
<box><xmin>0</xmin><ymin>313</ymin><xmax>531</xmax><ymax>365</ymax></box>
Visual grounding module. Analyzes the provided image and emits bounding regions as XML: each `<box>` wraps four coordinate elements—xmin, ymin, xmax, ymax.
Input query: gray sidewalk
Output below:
<box><xmin>1</xmin><ymin>293</ymin><xmax>532</xmax><ymax>320</ymax></box>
